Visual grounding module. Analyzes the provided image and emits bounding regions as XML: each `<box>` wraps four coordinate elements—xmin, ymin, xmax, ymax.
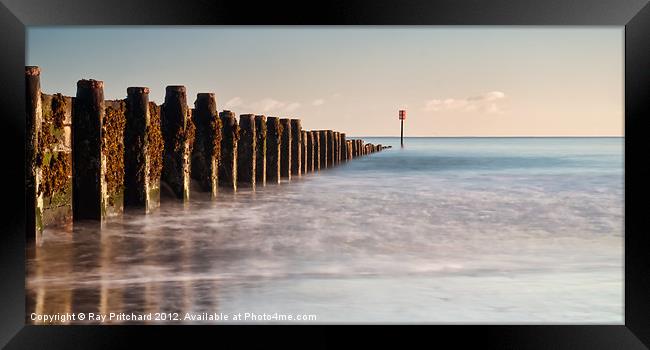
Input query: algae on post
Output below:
<box><xmin>103</xmin><ymin>102</ymin><xmax>126</xmax><ymax>205</ymax></box>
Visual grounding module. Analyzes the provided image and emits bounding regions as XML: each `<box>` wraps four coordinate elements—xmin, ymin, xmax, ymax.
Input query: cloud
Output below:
<box><xmin>285</xmin><ymin>102</ymin><xmax>301</xmax><ymax>112</ymax></box>
<box><xmin>225</xmin><ymin>97</ymin><xmax>302</xmax><ymax>114</ymax></box>
<box><xmin>423</xmin><ymin>91</ymin><xmax>506</xmax><ymax>114</ymax></box>
<box><xmin>251</xmin><ymin>98</ymin><xmax>286</xmax><ymax>112</ymax></box>
<box><xmin>312</xmin><ymin>99</ymin><xmax>325</xmax><ymax>106</ymax></box>
<box><xmin>224</xmin><ymin>97</ymin><xmax>243</xmax><ymax>108</ymax></box>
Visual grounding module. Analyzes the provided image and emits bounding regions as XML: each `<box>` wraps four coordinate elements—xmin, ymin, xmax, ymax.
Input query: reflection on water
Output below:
<box><xmin>26</xmin><ymin>138</ymin><xmax>623</xmax><ymax>324</ymax></box>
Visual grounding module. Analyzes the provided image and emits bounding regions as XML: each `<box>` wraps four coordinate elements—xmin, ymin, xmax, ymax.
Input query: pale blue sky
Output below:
<box><xmin>27</xmin><ymin>27</ymin><xmax>623</xmax><ymax>136</ymax></box>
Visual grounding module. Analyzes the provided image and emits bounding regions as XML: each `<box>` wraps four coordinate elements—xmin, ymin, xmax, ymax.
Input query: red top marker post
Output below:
<box><xmin>398</xmin><ymin>109</ymin><xmax>406</xmax><ymax>147</ymax></box>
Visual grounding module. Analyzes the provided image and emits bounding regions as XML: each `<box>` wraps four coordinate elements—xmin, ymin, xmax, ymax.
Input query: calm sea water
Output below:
<box><xmin>27</xmin><ymin>137</ymin><xmax>624</xmax><ymax>324</ymax></box>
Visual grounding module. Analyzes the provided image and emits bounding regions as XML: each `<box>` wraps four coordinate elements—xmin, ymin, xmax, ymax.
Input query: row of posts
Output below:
<box><xmin>25</xmin><ymin>67</ymin><xmax>386</xmax><ymax>239</ymax></box>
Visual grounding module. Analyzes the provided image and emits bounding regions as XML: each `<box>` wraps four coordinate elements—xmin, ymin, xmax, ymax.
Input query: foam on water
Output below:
<box><xmin>27</xmin><ymin>137</ymin><xmax>623</xmax><ymax>323</ymax></box>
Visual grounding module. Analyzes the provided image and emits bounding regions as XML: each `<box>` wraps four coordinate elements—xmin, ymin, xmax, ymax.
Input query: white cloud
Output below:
<box><xmin>224</xmin><ymin>97</ymin><xmax>243</xmax><ymax>108</ymax></box>
<box><xmin>312</xmin><ymin>99</ymin><xmax>325</xmax><ymax>106</ymax></box>
<box><xmin>252</xmin><ymin>98</ymin><xmax>286</xmax><ymax>112</ymax></box>
<box><xmin>225</xmin><ymin>97</ymin><xmax>302</xmax><ymax>114</ymax></box>
<box><xmin>285</xmin><ymin>102</ymin><xmax>301</xmax><ymax>112</ymax></box>
<box><xmin>423</xmin><ymin>91</ymin><xmax>506</xmax><ymax>114</ymax></box>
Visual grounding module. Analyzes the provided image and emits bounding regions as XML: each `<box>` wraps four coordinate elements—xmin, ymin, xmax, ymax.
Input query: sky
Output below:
<box><xmin>27</xmin><ymin>27</ymin><xmax>623</xmax><ymax>137</ymax></box>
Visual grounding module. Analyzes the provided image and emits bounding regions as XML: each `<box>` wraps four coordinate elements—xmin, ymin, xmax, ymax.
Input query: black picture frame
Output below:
<box><xmin>1</xmin><ymin>0</ymin><xmax>648</xmax><ymax>348</ymax></box>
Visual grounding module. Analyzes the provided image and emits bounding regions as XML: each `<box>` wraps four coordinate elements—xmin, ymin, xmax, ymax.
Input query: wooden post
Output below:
<box><xmin>290</xmin><ymin>119</ymin><xmax>302</xmax><ymax>176</ymax></box>
<box><xmin>38</xmin><ymin>92</ymin><xmax>74</xmax><ymax>230</ymax></box>
<box><xmin>346</xmin><ymin>140</ymin><xmax>353</xmax><ymax>160</ymax></box>
<box><xmin>103</xmin><ymin>99</ymin><xmax>126</xmax><ymax>216</ymax></box>
<box><xmin>255</xmin><ymin>115</ymin><xmax>267</xmax><ymax>186</ymax></box>
<box><xmin>332</xmin><ymin>132</ymin><xmax>339</xmax><ymax>165</ymax></box>
<box><xmin>219</xmin><ymin>110</ymin><xmax>239</xmax><ymax>190</ymax></box>
<box><xmin>191</xmin><ymin>93</ymin><xmax>221</xmax><ymax>198</ymax></box>
<box><xmin>237</xmin><ymin>114</ymin><xmax>256</xmax><ymax>188</ymax></box>
<box><xmin>280</xmin><ymin>118</ymin><xmax>291</xmax><ymax>179</ymax></box>
<box><xmin>124</xmin><ymin>87</ymin><xmax>157</xmax><ymax>212</ymax></box>
<box><xmin>161</xmin><ymin>85</ymin><xmax>193</xmax><ymax>201</ymax></box>
<box><xmin>336</xmin><ymin>132</ymin><xmax>342</xmax><ymax>163</ymax></box>
<box><xmin>73</xmin><ymin>79</ymin><xmax>105</xmax><ymax>221</ymax></box>
<box><xmin>312</xmin><ymin>131</ymin><xmax>320</xmax><ymax>171</ymax></box>
<box><xmin>301</xmin><ymin>130</ymin><xmax>309</xmax><ymax>173</ymax></box>
<box><xmin>337</xmin><ymin>132</ymin><xmax>343</xmax><ymax>162</ymax></box>
<box><xmin>326</xmin><ymin>130</ymin><xmax>334</xmax><ymax>167</ymax></box>
<box><xmin>266</xmin><ymin>116</ymin><xmax>282</xmax><ymax>184</ymax></box>
<box><xmin>147</xmin><ymin>102</ymin><xmax>163</xmax><ymax>211</ymax></box>
<box><xmin>340</xmin><ymin>133</ymin><xmax>347</xmax><ymax>161</ymax></box>
<box><xmin>25</xmin><ymin>66</ymin><xmax>42</xmax><ymax>239</ymax></box>
<box><xmin>318</xmin><ymin>130</ymin><xmax>328</xmax><ymax>169</ymax></box>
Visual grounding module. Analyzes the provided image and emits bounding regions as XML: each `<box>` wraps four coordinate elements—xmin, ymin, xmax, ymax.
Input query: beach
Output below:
<box><xmin>27</xmin><ymin>137</ymin><xmax>623</xmax><ymax>323</ymax></box>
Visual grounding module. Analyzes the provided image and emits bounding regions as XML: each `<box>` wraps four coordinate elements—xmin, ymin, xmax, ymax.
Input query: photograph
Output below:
<box><xmin>24</xmin><ymin>26</ymin><xmax>624</xmax><ymax>325</ymax></box>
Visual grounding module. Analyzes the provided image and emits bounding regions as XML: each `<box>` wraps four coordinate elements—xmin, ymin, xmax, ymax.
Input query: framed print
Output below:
<box><xmin>0</xmin><ymin>0</ymin><xmax>649</xmax><ymax>348</ymax></box>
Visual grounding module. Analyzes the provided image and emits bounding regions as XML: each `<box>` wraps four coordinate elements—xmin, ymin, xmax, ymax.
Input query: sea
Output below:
<box><xmin>26</xmin><ymin>137</ymin><xmax>624</xmax><ymax>324</ymax></box>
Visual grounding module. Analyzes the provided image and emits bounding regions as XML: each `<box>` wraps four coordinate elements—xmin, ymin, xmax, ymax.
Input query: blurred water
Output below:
<box><xmin>26</xmin><ymin>137</ymin><xmax>623</xmax><ymax>324</ymax></box>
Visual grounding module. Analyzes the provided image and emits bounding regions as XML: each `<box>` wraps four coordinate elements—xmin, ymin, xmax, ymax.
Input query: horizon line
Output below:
<box><xmin>346</xmin><ymin>135</ymin><xmax>624</xmax><ymax>138</ymax></box>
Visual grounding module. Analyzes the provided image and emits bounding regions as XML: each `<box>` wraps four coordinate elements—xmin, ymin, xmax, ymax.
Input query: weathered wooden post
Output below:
<box><xmin>38</xmin><ymin>91</ymin><xmax>74</xmax><ymax>229</ymax></box>
<box><xmin>340</xmin><ymin>133</ymin><xmax>347</xmax><ymax>161</ymax></box>
<box><xmin>266</xmin><ymin>116</ymin><xmax>282</xmax><ymax>184</ymax></box>
<box><xmin>147</xmin><ymin>102</ymin><xmax>163</xmax><ymax>209</ymax></box>
<box><xmin>301</xmin><ymin>130</ymin><xmax>309</xmax><ymax>173</ymax></box>
<box><xmin>26</xmin><ymin>66</ymin><xmax>42</xmax><ymax>238</ymax></box>
<box><xmin>124</xmin><ymin>87</ymin><xmax>161</xmax><ymax>212</ymax></box>
<box><xmin>332</xmin><ymin>132</ymin><xmax>339</xmax><ymax>165</ymax></box>
<box><xmin>331</xmin><ymin>132</ymin><xmax>337</xmax><ymax>164</ymax></box>
<box><xmin>304</xmin><ymin>130</ymin><xmax>311</xmax><ymax>172</ymax></box>
<box><xmin>73</xmin><ymin>79</ymin><xmax>106</xmax><ymax>221</ymax></box>
<box><xmin>104</xmin><ymin>98</ymin><xmax>126</xmax><ymax>216</ymax></box>
<box><xmin>336</xmin><ymin>132</ymin><xmax>345</xmax><ymax>163</ymax></box>
<box><xmin>237</xmin><ymin>114</ymin><xmax>256</xmax><ymax>188</ymax></box>
<box><xmin>219</xmin><ymin>110</ymin><xmax>239</xmax><ymax>190</ymax></box>
<box><xmin>191</xmin><ymin>93</ymin><xmax>221</xmax><ymax>198</ymax></box>
<box><xmin>346</xmin><ymin>140</ymin><xmax>353</xmax><ymax>160</ymax></box>
<box><xmin>280</xmin><ymin>118</ymin><xmax>291</xmax><ymax>179</ymax></box>
<box><xmin>312</xmin><ymin>131</ymin><xmax>320</xmax><ymax>171</ymax></box>
<box><xmin>161</xmin><ymin>85</ymin><xmax>193</xmax><ymax>201</ymax></box>
<box><xmin>336</xmin><ymin>132</ymin><xmax>342</xmax><ymax>163</ymax></box>
<box><xmin>326</xmin><ymin>130</ymin><xmax>334</xmax><ymax>167</ymax></box>
<box><xmin>290</xmin><ymin>119</ymin><xmax>302</xmax><ymax>177</ymax></box>
<box><xmin>318</xmin><ymin>130</ymin><xmax>328</xmax><ymax>168</ymax></box>
<box><xmin>255</xmin><ymin>115</ymin><xmax>267</xmax><ymax>186</ymax></box>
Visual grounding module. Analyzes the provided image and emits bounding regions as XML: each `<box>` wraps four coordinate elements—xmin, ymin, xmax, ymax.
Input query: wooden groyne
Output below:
<box><xmin>24</xmin><ymin>66</ymin><xmax>386</xmax><ymax>240</ymax></box>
